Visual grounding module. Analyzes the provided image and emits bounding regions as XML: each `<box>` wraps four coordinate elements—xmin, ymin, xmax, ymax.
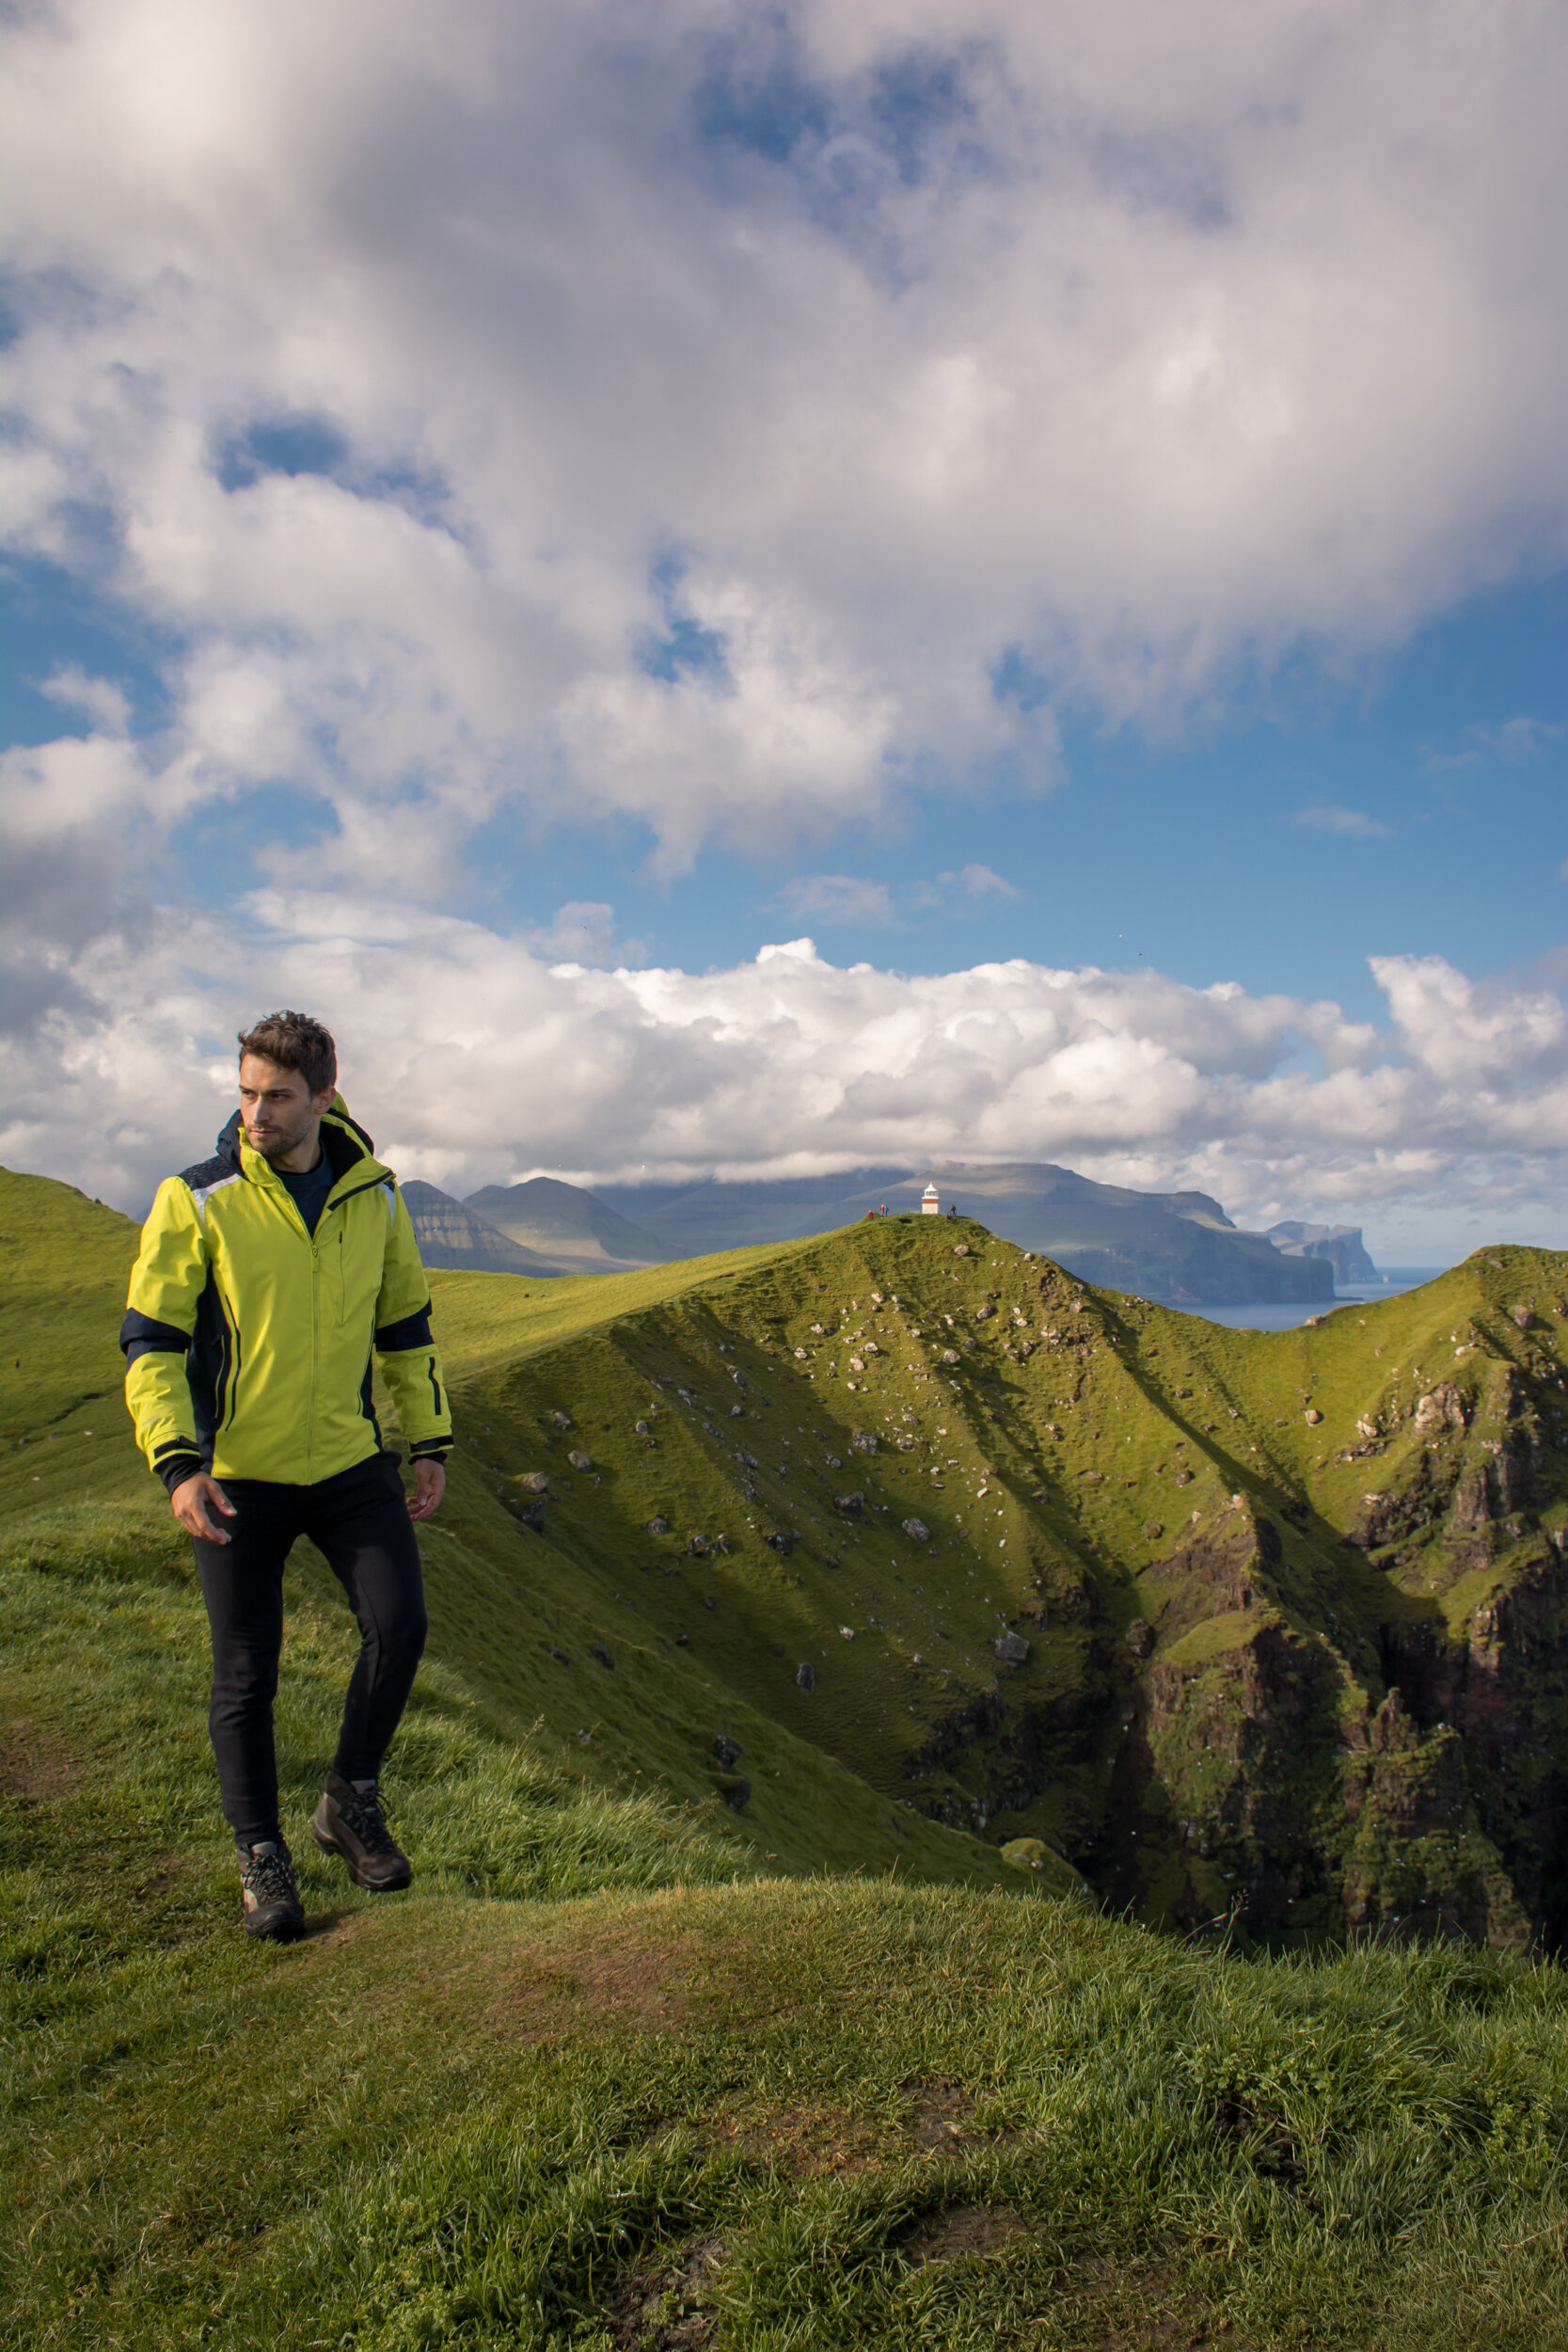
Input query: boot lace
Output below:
<box><xmin>241</xmin><ymin>1841</ymin><xmax>298</xmax><ymax>1902</ymax></box>
<box><xmin>337</xmin><ymin>1781</ymin><xmax>399</xmax><ymax>1855</ymax></box>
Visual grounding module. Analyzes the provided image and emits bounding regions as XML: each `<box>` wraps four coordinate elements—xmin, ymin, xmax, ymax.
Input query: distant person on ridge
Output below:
<box><xmin>120</xmin><ymin>1011</ymin><xmax>452</xmax><ymax>1943</ymax></box>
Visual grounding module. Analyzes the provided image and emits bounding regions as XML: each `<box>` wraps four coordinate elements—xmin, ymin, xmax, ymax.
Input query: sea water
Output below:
<box><xmin>1188</xmin><ymin>1271</ymin><xmax>1447</xmax><ymax>1333</ymax></box>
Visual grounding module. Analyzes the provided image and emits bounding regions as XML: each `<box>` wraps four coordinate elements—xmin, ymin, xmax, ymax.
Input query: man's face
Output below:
<box><xmin>238</xmin><ymin>1055</ymin><xmax>333</xmax><ymax>1163</ymax></box>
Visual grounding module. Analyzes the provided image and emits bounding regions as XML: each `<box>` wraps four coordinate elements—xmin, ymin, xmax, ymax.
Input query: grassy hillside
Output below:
<box><xmin>409</xmin><ymin>1202</ymin><xmax>1566</xmax><ymax>1947</ymax></box>
<box><xmin>4</xmin><ymin>1166</ymin><xmax>1567</xmax><ymax>2347</ymax></box>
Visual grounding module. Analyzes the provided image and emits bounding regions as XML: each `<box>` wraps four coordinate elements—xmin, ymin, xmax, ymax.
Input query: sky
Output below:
<box><xmin>2</xmin><ymin>0</ymin><xmax>1565</xmax><ymax>1259</ymax></box>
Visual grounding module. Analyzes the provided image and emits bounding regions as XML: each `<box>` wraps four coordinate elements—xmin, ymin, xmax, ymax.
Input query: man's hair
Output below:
<box><xmin>237</xmin><ymin>1010</ymin><xmax>337</xmax><ymax>1097</ymax></box>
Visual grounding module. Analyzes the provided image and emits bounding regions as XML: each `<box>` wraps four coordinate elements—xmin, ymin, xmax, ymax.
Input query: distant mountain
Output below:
<box><xmin>462</xmin><ymin>1176</ymin><xmax>667</xmax><ymax>1273</ymax></box>
<box><xmin>1264</xmin><ymin>1221</ymin><xmax>1379</xmax><ymax>1286</ymax></box>
<box><xmin>399</xmin><ymin>1182</ymin><xmax>570</xmax><ymax>1278</ymax></box>
<box><xmin>595</xmin><ymin>1161</ymin><xmax>1334</xmax><ymax>1305</ymax></box>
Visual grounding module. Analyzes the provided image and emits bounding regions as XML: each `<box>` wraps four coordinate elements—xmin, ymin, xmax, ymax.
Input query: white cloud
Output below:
<box><xmin>781</xmin><ymin>864</ymin><xmax>1022</xmax><ymax>925</ymax></box>
<box><xmin>2</xmin><ymin>896</ymin><xmax>1561</xmax><ymax>1250</ymax></box>
<box><xmin>1284</xmin><ymin>805</ymin><xmax>1393</xmax><ymax>839</ymax></box>
<box><xmin>37</xmin><ymin>666</ymin><xmax>132</xmax><ymax>738</ymax></box>
<box><xmin>948</xmin><ymin>864</ymin><xmax>1020</xmax><ymax>903</ymax></box>
<box><xmin>1</xmin><ymin>0</ymin><xmax>1563</xmax><ymax>880</ymax></box>
<box><xmin>1428</xmin><ymin>714</ymin><xmax>1564</xmax><ymax>771</ymax></box>
<box><xmin>778</xmin><ymin>875</ymin><xmax>898</xmax><ymax>927</ymax></box>
<box><xmin>523</xmin><ymin>902</ymin><xmax>648</xmax><ymax>969</ymax></box>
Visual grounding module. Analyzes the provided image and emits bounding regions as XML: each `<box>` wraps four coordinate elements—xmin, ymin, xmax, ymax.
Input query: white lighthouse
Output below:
<box><xmin>921</xmin><ymin>1181</ymin><xmax>941</xmax><ymax>1216</ymax></box>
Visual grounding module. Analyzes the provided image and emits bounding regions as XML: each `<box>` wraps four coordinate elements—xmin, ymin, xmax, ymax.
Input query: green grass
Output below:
<box><xmin>4</xmin><ymin>1546</ymin><xmax>1566</xmax><ymax>2349</ymax></box>
<box><xmin>4</xmin><ymin>1518</ymin><xmax>1566</xmax><ymax>2351</ymax></box>
<box><xmin>4</xmin><ymin>1167</ymin><xmax>1568</xmax><ymax>2345</ymax></box>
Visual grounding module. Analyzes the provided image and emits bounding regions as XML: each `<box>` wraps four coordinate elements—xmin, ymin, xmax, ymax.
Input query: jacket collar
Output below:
<box><xmin>216</xmin><ymin>1094</ymin><xmax>391</xmax><ymax>1190</ymax></box>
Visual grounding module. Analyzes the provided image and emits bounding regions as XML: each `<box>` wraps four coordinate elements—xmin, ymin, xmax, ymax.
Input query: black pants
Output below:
<box><xmin>190</xmin><ymin>1453</ymin><xmax>428</xmax><ymax>1847</ymax></box>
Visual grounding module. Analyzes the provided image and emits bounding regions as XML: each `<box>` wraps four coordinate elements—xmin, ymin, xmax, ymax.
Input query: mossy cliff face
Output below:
<box><xmin>421</xmin><ymin>1219</ymin><xmax>1565</xmax><ymax>1947</ymax></box>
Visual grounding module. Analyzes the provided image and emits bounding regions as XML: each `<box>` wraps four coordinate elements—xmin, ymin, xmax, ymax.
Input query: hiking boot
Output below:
<box><xmin>238</xmin><ymin>1838</ymin><xmax>305</xmax><ymax>1941</ymax></box>
<box><xmin>310</xmin><ymin>1772</ymin><xmax>413</xmax><ymax>1891</ymax></box>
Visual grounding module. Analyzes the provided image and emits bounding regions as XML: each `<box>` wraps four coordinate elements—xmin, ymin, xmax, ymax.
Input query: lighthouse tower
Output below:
<box><xmin>921</xmin><ymin>1181</ymin><xmax>941</xmax><ymax>1216</ymax></box>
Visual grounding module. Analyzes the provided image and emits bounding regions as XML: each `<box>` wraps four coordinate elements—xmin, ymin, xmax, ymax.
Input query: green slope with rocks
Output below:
<box><xmin>415</xmin><ymin>1208</ymin><xmax>1566</xmax><ymax>1947</ymax></box>
<box><xmin>5</xmin><ymin>1161</ymin><xmax>1565</xmax><ymax>1943</ymax></box>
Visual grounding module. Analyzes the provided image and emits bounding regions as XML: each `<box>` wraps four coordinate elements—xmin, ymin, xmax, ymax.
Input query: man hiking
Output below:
<box><xmin>121</xmin><ymin>1011</ymin><xmax>452</xmax><ymax>1942</ymax></box>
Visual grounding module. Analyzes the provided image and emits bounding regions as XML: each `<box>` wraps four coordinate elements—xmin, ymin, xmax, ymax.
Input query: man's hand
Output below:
<box><xmin>407</xmin><ymin>1457</ymin><xmax>446</xmax><ymax>1522</ymax></box>
<box><xmin>172</xmin><ymin>1470</ymin><xmax>237</xmax><ymax>1545</ymax></box>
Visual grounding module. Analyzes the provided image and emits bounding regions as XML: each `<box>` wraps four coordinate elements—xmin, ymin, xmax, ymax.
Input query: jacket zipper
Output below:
<box><xmin>256</xmin><ymin>1157</ymin><xmax>390</xmax><ymax>1482</ymax></box>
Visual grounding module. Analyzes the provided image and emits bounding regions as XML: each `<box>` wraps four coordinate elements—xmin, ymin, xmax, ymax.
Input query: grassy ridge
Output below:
<box><xmin>4</xmin><ymin>1515</ymin><xmax>1565</xmax><ymax>2348</ymax></box>
<box><xmin>411</xmin><ymin>1207</ymin><xmax>1566</xmax><ymax>1938</ymax></box>
<box><xmin>4</xmin><ymin>1166</ymin><xmax>1568</xmax><ymax>2345</ymax></box>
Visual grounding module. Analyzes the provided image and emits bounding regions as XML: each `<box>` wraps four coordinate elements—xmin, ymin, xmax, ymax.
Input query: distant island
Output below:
<box><xmin>404</xmin><ymin>1159</ymin><xmax>1378</xmax><ymax>1306</ymax></box>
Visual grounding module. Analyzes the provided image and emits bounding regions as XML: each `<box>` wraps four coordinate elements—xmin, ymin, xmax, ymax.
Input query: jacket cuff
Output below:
<box><xmin>408</xmin><ymin>1439</ymin><xmax>451</xmax><ymax>1461</ymax></box>
<box><xmin>157</xmin><ymin>1451</ymin><xmax>206</xmax><ymax>1495</ymax></box>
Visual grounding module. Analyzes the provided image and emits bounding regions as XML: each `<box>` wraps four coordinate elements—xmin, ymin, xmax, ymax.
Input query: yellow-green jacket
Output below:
<box><xmin>121</xmin><ymin>1095</ymin><xmax>452</xmax><ymax>1493</ymax></box>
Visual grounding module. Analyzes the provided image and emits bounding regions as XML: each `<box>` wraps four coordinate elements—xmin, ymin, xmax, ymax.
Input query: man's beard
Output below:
<box><xmin>246</xmin><ymin>1123</ymin><xmax>309</xmax><ymax>1161</ymax></box>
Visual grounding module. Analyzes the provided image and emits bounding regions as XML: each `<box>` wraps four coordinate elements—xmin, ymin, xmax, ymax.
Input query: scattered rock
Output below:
<box><xmin>713</xmin><ymin>1735</ymin><xmax>743</xmax><ymax>1767</ymax></box>
<box><xmin>590</xmin><ymin>1642</ymin><xmax>615</xmax><ymax>1669</ymax></box>
<box><xmin>1175</xmin><ymin>1470</ymin><xmax>1193</xmax><ymax>1487</ymax></box>
<box><xmin>519</xmin><ymin>1500</ymin><xmax>547</xmax><ymax>1534</ymax></box>
<box><xmin>834</xmin><ymin>1491</ymin><xmax>866</xmax><ymax>1518</ymax></box>
<box><xmin>702</xmin><ymin>1594</ymin><xmax>716</xmax><ymax>1610</ymax></box>
<box><xmin>993</xmin><ymin>1631</ymin><xmax>1030</xmax><ymax>1665</ymax></box>
<box><xmin>794</xmin><ymin>1346</ymin><xmax>808</xmax><ymax>1359</ymax></box>
<box><xmin>551</xmin><ymin>1410</ymin><xmax>572</xmax><ymax>1430</ymax></box>
<box><xmin>673</xmin><ymin>1629</ymin><xmax>689</xmax><ymax>1646</ymax></box>
<box><xmin>645</xmin><ymin>1516</ymin><xmax>670</xmax><ymax>1535</ymax></box>
<box><xmin>689</xmin><ymin>1534</ymin><xmax>709</xmax><ymax>1556</ymax></box>
<box><xmin>721</xmin><ymin>1778</ymin><xmax>752</xmax><ymax>1812</ymax></box>
<box><xmin>851</xmin><ymin>1431</ymin><xmax>878</xmax><ymax>1453</ymax></box>
<box><xmin>566</xmin><ymin>1449</ymin><xmax>594</xmax><ymax>1471</ymax></box>
<box><xmin>839</xmin><ymin>1625</ymin><xmax>856</xmax><ymax>1640</ymax></box>
<box><xmin>1512</xmin><ymin>1305</ymin><xmax>1533</xmax><ymax>1329</ymax></box>
<box><xmin>941</xmin><ymin>1348</ymin><xmax>960</xmax><ymax>1366</ymax></box>
<box><xmin>517</xmin><ymin>1470</ymin><xmax>549</xmax><ymax>1494</ymax></box>
<box><xmin>953</xmin><ymin>1244</ymin><xmax>970</xmax><ymax>1256</ymax></box>
<box><xmin>1143</xmin><ymin>1520</ymin><xmax>1164</xmax><ymax>1541</ymax></box>
<box><xmin>1304</xmin><ymin>1407</ymin><xmax>1323</xmax><ymax>1425</ymax></box>
<box><xmin>1126</xmin><ymin>1621</ymin><xmax>1153</xmax><ymax>1656</ymax></box>
<box><xmin>1415</xmin><ymin>1382</ymin><xmax>1468</xmax><ymax>1435</ymax></box>
<box><xmin>766</xmin><ymin>1530</ymin><xmax>795</xmax><ymax>1556</ymax></box>
<box><xmin>901</xmin><ymin>1517</ymin><xmax>931</xmax><ymax>1543</ymax></box>
<box><xmin>546</xmin><ymin>1644</ymin><xmax>569</xmax><ymax>1664</ymax></box>
<box><xmin>849</xmin><ymin>1356</ymin><xmax>864</xmax><ymax>1372</ymax></box>
<box><xmin>634</xmin><ymin>1420</ymin><xmax>650</xmax><ymax>1436</ymax></box>
<box><xmin>796</xmin><ymin>1662</ymin><xmax>816</xmax><ymax>1692</ymax></box>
